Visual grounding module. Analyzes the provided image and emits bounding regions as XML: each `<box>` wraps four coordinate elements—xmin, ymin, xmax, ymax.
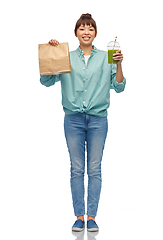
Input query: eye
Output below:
<box><xmin>90</xmin><ymin>28</ymin><xmax>94</xmax><ymax>31</ymax></box>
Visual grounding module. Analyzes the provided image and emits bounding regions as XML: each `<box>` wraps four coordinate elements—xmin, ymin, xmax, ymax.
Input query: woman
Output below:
<box><xmin>40</xmin><ymin>13</ymin><xmax>126</xmax><ymax>232</ymax></box>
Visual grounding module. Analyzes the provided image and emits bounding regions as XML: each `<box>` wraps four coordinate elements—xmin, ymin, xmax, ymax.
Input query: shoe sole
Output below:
<box><xmin>87</xmin><ymin>228</ymin><xmax>99</xmax><ymax>232</ymax></box>
<box><xmin>72</xmin><ymin>225</ymin><xmax>85</xmax><ymax>232</ymax></box>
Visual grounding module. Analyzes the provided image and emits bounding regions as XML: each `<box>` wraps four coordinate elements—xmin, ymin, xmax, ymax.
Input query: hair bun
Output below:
<box><xmin>80</xmin><ymin>13</ymin><xmax>92</xmax><ymax>18</ymax></box>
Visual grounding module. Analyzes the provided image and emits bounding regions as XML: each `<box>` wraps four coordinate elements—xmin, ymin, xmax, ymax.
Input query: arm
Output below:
<box><xmin>110</xmin><ymin>50</ymin><xmax>126</xmax><ymax>92</ymax></box>
<box><xmin>113</xmin><ymin>50</ymin><xmax>124</xmax><ymax>83</ymax></box>
<box><xmin>40</xmin><ymin>74</ymin><xmax>60</xmax><ymax>87</ymax></box>
<box><xmin>110</xmin><ymin>64</ymin><xmax>126</xmax><ymax>93</ymax></box>
<box><xmin>115</xmin><ymin>62</ymin><xmax>124</xmax><ymax>83</ymax></box>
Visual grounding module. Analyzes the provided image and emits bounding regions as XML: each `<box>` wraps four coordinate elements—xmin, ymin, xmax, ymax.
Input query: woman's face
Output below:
<box><xmin>76</xmin><ymin>24</ymin><xmax>96</xmax><ymax>47</ymax></box>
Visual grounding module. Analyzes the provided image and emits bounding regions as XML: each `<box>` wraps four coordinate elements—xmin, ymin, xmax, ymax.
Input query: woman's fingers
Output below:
<box><xmin>113</xmin><ymin>50</ymin><xmax>123</xmax><ymax>61</ymax></box>
<box><xmin>49</xmin><ymin>39</ymin><xmax>59</xmax><ymax>46</ymax></box>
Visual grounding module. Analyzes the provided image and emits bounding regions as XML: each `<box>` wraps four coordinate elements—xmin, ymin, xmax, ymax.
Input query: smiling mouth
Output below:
<box><xmin>82</xmin><ymin>37</ymin><xmax>91</xmax><ymax>41</ymax></box>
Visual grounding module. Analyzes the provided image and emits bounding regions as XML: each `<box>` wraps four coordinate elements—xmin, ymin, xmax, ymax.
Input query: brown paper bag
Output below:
<box><xmin>38</xmin><ymin>42</ymin><xmax>71</xmax><ymax>75</ymax></box>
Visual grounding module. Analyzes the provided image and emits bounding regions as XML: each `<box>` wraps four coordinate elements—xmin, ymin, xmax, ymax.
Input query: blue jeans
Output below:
<box><xmin>64</xmin><ymin>113</ymin><xmax>108</xmax><ymax>217</ymax></box>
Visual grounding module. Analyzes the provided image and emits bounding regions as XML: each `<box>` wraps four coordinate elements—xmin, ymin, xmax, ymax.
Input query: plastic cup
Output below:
<box><xmin>107</xmin><ymin>41</ymin><xmax>120</xmax><ymax>64</ymax></box>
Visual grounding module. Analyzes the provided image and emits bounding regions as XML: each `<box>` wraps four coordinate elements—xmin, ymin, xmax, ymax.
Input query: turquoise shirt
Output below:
<box><xmin>40</xmin><ymin>46</ymin><xmax>126</xmax><ymax>117</ymax></box>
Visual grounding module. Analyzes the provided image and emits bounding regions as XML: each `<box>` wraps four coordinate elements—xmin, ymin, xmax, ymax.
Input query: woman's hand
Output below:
<box><xmin>113</xmin><ymin>50</ymin><xmax>123</xmax><ymax>64</ymax></box>
<box><xmin>48</xmin><ymin>39</ymin><xmax>59</xmax><ymax>46</ymax></box>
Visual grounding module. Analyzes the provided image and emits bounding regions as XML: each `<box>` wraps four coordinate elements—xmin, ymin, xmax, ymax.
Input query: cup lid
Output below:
<box><xmin>107</xmin><ymin>41</ymin><xmax>120</xmax><ymax>48</ymax></box>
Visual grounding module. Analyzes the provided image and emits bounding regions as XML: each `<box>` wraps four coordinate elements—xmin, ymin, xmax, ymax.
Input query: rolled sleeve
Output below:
<box><xmin>40</xmin><ymin>74</ymin><xmax>60</xmax><ymax>87</ymax></box>
<box><xmin>111</xmin><ymin>76</ymin><xmax>126</xmax><ymax>93</ymax></box>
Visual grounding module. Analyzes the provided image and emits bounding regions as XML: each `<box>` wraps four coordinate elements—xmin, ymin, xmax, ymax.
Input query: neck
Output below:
<box><xmin>79</xmin><ymin>44</ymin><xmax>93</xmax><ymax>55</ymax></box>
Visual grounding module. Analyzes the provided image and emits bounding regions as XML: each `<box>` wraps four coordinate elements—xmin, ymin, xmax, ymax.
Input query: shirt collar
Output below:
<box><xmin>76</xmin><ymin>45</ymin><xmax>97</xmax><ymax>56</ymax></box>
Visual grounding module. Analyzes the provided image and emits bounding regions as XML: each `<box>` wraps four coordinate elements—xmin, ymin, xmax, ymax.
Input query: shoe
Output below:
<box><xmin>87</xmin><ymin>219</ymin><xmax>99</xmax><ymax>232</ymax></box>
<box><xmin>72</xmin><ymin>219</ymin><xmax>85</xmax><ymax>232</ymax></box>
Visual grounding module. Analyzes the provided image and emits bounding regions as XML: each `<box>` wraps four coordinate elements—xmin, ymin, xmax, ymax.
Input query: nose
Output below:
<box><xmin>85</xmin><ymin>29</ymin><xmax>89</xmax><ymax>34</ymax></box>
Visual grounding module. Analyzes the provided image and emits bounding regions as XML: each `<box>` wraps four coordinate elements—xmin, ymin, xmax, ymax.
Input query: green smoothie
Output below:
<box><xmin>108</xmin><ymin>49</ymin><xmax>118</xmax><ymax>64</ymax></box>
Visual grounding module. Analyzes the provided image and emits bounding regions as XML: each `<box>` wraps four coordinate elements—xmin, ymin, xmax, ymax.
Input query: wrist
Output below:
<box><xmin>117</xmin><ymin>61</ymin><xmax>122</xmax><ymax>66</ymax></box>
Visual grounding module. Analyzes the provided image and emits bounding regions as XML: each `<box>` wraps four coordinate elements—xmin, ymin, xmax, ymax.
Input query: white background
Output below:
<box><xmin>0</xmin><ymin>0</ymin><xmax>163</xmax><ymax>239</ymax></box>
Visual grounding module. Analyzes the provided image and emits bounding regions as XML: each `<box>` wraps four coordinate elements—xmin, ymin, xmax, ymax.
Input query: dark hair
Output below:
<box><xmin>74</xmin><ymin>13</ymin><xmax>97</xmax><ymax>37</ymax></box>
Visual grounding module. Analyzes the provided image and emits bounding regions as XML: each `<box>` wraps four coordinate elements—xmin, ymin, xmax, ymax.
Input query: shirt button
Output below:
<box><xmin>83</xmin><ymin>101</ymin><xmax>85</xmax><ymax>104</ymax></box>
<box><xmin>85</xmin><ymin>90</ymin><xmax>87</xmax><ymax>92</ymax></box>
<box><xmin>83</xmin><ymin>79</ymin><xmax>85</xmax><ymax>81</ymax></box>
<box><xmin>83</xmin><ymin>68</ymin><xmax>85</xmax><ymax>70</ymax></box>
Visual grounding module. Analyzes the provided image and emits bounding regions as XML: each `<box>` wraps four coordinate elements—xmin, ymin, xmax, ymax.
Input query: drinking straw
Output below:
<box><xmin>113</xmin><ymin>36</ymin><xmax>117</xmax><ymax>49</ymax></box>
